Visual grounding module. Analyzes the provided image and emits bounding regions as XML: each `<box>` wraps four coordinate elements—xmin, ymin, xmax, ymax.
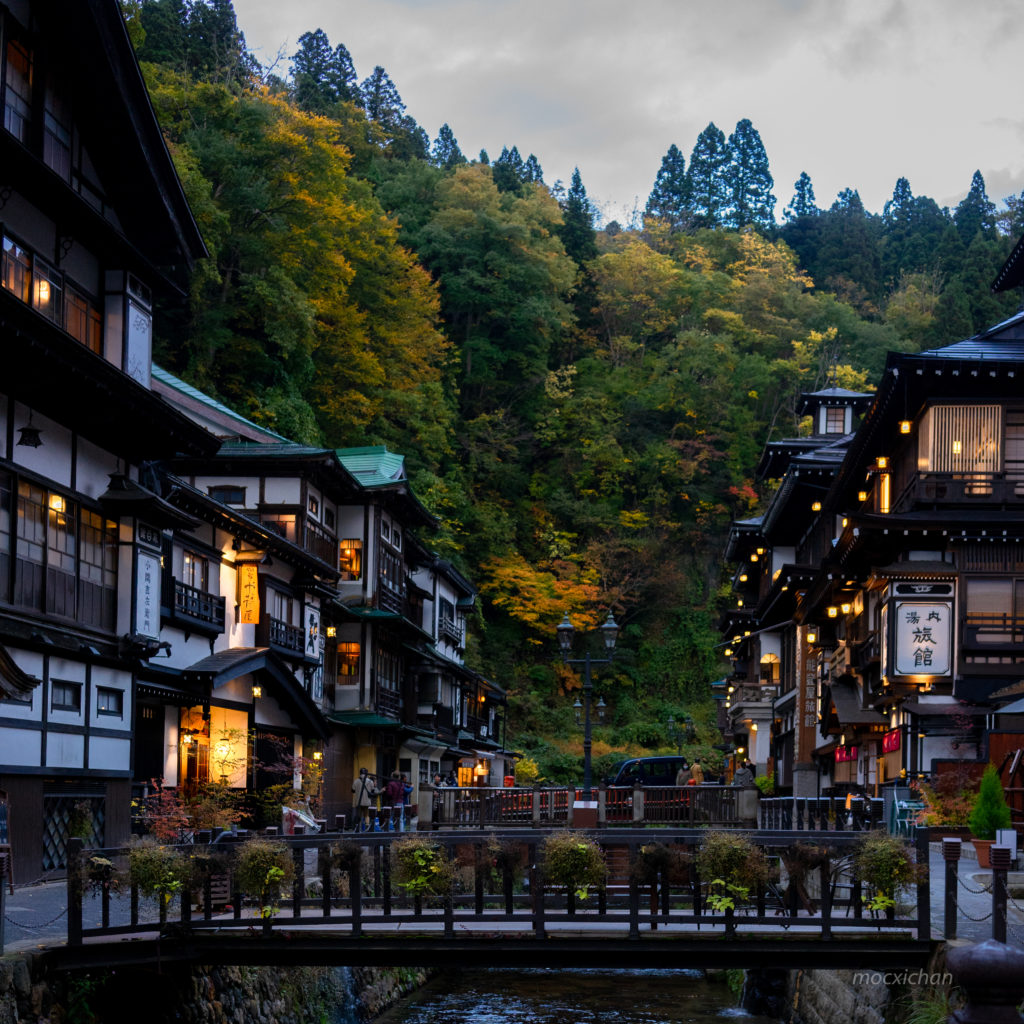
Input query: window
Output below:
<box><xmin>65</xmin><ymin>286</ymin><xmax>102</xmax><ymax>354</ymax></box>
<box><xmin>2</xmin><ymin>235</ymin><xmax>30</xmax><ymax>302</ymax></box>
<box><xmin>339</xmin><ymin>539</ymin><xmax>362</xmax><ymax>580</ymax></box>
<box><xmin>825</xmin><ymin>407</ymin><xmax>846</xmax><ymax>434</ymax></box>
<box><xmin>3</xmin><ymin>38</ymin><xmax>32</xmax><ymax>143</ymax></box>
<box><xmin>51</xmin><ymin>679</ymin><xmax>81</xmax><ymax>712</ymax></box>
<box><xmin>268</xmin><ymin>588</ymin><xmax>298</xmax><ymax>625</ymax></box>
<box><xmin>96</xmin><ymin>687</ymin><xmax>123</xmax><ymax>717</ymax></box>
<box><xmin>182</xmin><ymin>550</ymin><xmax>209</xmax><ymax>591</ymax></box>
<box><xmin>9</xmin><ymin>483</ymin><xmax>116</xmax><ymax>628</ymax></box>
<box><xmin>324</xmin><ymin>508</ymin><xmax>335</xmax><ymax>531</ymax></box>
<box><xmin>919</xmin><ymin>405</ymin><xmax>1001</xmax><ymax>475</ymax></box>
<box><xmin>43</xmin><ymin>77</ymin><xmax>71</xmax><ymax>180</ymax></box>
<box><xmin>381</xmin><ymin>520</ymin><xmax>391</xmax><ymax>542</ymax></box>
<box><xmin>375</xmin><ymin>646</ymin><xmax>402</xmax><ymax>691</ymax></box>
<box><xmin>208</xmin><ymin>485</ymin><xmax>246</xmax><ymax>506</ymax></box>
<box><xmin>307</xmin><ymin>494</ymin><xmax>319</xmax><ymax>516</ymax></box>
<box><xmin>32</xmin><ymin>258</ymin><xmax>62</xmax><ymax>325</ymax></box>
<box><xmin>337</xmin><ymin>642</ymin><xmax>360</xmax><ymax>681</ymax></box>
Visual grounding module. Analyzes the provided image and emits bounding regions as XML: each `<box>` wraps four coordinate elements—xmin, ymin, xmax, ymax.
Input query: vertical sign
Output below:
<box><xmin>893</xmin><ymin>600</ymin><xmax>952</xmax><ymax>676</ymax></box>
<box><xmin>238</xmin><ymin>564</ymin><xmax>260</xmax><ymax>624</ymax></box>
<box><xmin>796</xmin><ymin>627</ymin><xmax>818</xmax><ymax>763</ymax></box>
<box><xmin>134</xmin><ymin>550</ymin><xmax>161</xmax><ymax>639</ymax></box>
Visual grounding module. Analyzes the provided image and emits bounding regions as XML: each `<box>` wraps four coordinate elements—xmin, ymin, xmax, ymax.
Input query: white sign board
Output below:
<box><xmin>893</xmin><ymin>600</ymin><xmax>952</xmax><ymax>676</ymax></box>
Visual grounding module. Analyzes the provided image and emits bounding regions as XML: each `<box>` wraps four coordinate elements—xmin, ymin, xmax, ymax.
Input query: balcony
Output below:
<box><xmin>378</xmin><ymin>577</ymin><xmax>406</xmax><ymax>616</ymax></box>
<box><xmin>376</xmin><ymin>687</ymin><xmax>401</xmax><ymax>719</ymax></box>
<box><xmin>162</xmin><ymin>578</ymin><xmax>226</xmax><ymax>637</ymax></box>
<box><xmin>894</xmin><ymin>472</ymin><xmax>1024</xmax><ymax>512</ymax></box>
<box><xmin>268</xmin><ymin>616</ymin><xmax>304</xmax><ymax>658</ymax></box>
<box><xmin>302</xmin><ymin>518</ymin><xmax>337</xmax><ymax>568</ymax></box>
<box><xmin>962</xmin><ymin>614</ymin><xmax>1024</xmax><ymax>665</ymax></box>
<box><xmin>438</xmin><ymin>614</ymin><xmax>464</xmax><ymax>649</ymax></box>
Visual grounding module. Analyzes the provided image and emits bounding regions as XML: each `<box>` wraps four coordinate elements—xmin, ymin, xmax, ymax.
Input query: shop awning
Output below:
<box><xmin>327</xmin><ymin>710</ymin><xmax>402</xmax><ymax>729</ymax></box>
<box><xmin>136</xmin><ymin>680</ymin><xmax>203</xmax><ymax>705</ymax></box>
<box><xmin>995</xmin><ymin>697</ymin><xmax>1024</xmax><ymax>715</ymax></box>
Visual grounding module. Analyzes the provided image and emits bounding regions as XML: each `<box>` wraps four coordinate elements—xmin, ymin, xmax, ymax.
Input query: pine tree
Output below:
<box><xmin>559</xmin><ymin>167</ymin><xmax>597</xmax><ymax>265</ymax></box>
<box><xmin>523</xmin><ymin>154</ymin><xmax>544</xmax><ymax>184</ymax></box>
<box><xmin>292</xmin><ymin>29</ymin><xmax>357</xmax><ymax>113</ymax></box>
<box><xmin>431</xmin><ymin>124</ymin><xmax>466</xmax><ymax>169</ymax></box>
<box><xmin>361</xmin><ymin>65</ymin><xmax>405</xmax><ymax>129</ymax></box>
<box><xmin>492</xmin><ymin>145</ymin><xmax>526</xmax><ymax>192</ymax></box>
<box><xmin>725</xmin><ymin>118</ymin><xmax>775</xmax><ymax>229</ymax></box>
<box><xmin>645</xmin><ymin>144</ymin><xmax>690</xmax><ymax>228</ymax></box>
<box><xmin>954</xmin><ymin>170</ymin><xmax>997</xmax><ymax>244</ymax></box>
<box><xmin>686</xmin><ymin>123</ymin><xmax>731</xmax><ymax>228</ymax></box>
<box><xmin>783</xmin><ymin>172</ymin><xmax>818</xmax><ymax>222</ymax></box>
<box><xmin>882</xmin><ymin>177</ymin><xmax>914</xmax><ymax>226</ymax></box>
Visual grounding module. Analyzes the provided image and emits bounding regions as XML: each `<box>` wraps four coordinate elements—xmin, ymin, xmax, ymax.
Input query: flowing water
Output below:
<box><xmin>372</xmin><ymin>968</ymin><xmax>781</xmax><ymax>1024</ymax></box>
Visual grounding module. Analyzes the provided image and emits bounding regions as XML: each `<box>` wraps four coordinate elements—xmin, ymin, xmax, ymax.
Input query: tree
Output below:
<box><xmin>645</xmin><ymin>144</ymin><xmax>691</xmax><ymax>229</ymax></box>
<box><xmin>361</xmin><ymin>65</ymin><xmax>405</xmax><ymax>129</ymax></box>
<box><xmin>783</xmin><ymin>172</ymin><xmax>818</xmax><ymax>222</ymax></box>
<box><xmin>291</xmin><ymin>30</ymin><xmax>361</xmax><ymax>112</ymax></box>
<box><xmin>686</xmin><ymin>123</ymin><xmax>731</xmax><ymax>228</ymax></box>
<box><xmin>724</xmin><ymin>118</ymin><xmax>775</xmax><ymax>230</ymax></box>
<box><xmin>524</xmin><ymin>154</ymin><xmax>544</xmax><ymax>184</ymax></box>
<box><xmin>559</xmin><ymin>167</ymin><xmax>597</xmax><ymax>266</ymax></box>
<box><xmin>954</xmin><ymin>170</ymin><xmax>997</xmax><ymax>244</ymax></box>
<box><xmin>431</xmin><ymin>123</ymin><xmax>465</xmax><ymax>169</ymax></box>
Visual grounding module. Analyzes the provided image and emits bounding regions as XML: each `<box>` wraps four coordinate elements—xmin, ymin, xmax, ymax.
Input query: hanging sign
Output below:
<box><xmin>892</xmin><ymin>599</ymin><xmax>953</xmax><ymax>676</ymax></box>
<box><xmin>835</xmin><ymin>745</ymin><xmax>859</xmax><ymax>763</ymax></box>
<box><xmin>238</xmin><ymin>564</ymin><xmax>260</xmax><ymax>624</ymax></box>
<box><xmin>882</xmin><ymin>729</ymin><xmax>901</xmax><ymax>753</ymax></box>
<box><xmin>134</xmin><ymin>550</ymin><xmax>161</xmax><ymax>639</ymax></box>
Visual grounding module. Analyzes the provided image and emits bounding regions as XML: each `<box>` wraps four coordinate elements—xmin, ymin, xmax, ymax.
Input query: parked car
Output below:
<box><xmin>604</xmin><ymin>757</ymin><xmax>689</xmax><ymax>787</ymax></box>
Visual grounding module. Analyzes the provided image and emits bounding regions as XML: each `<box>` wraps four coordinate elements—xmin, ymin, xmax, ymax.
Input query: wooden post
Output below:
<box><xmin>530</xmin><ymin>849</ymin><xmax>545</xmax><ymax>938</ymax></box>
<box><xmin>942</xmin><ymin>837</ymin><xmax>960</xmax><ymax>940</ymax></box>
<box><xmin>532</xmin><ymin>783</ymin><xmax>541</xmax><ymax>827</ymax></box>
<box><xmin>915</xmin><ymin>827</ymin><xmax>930</xmax><ymax>941</ymax></box>
<box><xmin>628</xmin><ymin>843</ymin><xmax>640</xmax><ymax>940</ymax></box>
<box><xmin>292</xmin><ymin>844</ymin><xmax>304</xmax><ymax>918</ymax></box>
<box><xmin>991</xmin><ymin>844</ymin><xmax>1011</xmax><ymax>944</ymax></box>
<box><xmin>67</xmin><ymin>837</ymin><xmax>83</xmax><ymax>946</ymax></box>
<box><xmin>632</xmin><ymin>786</ymin><xmax>644</xmax><ymax>824</ymax></box>
<box><xmin>598</xmin><ymin>783</ymin><xmax>607</xmax><ymax>827</ymax></box>
<box><xmin>820</xmin><ymin>854</ymin><xmax>832</xmax><ymax>940</ymax></box>
<box><xmin>946</xmin><ymin>939</ymin><xmax>1024</xmax><ymax>1024</ymax></box>
<box><xmin>474</xmin><ymin>843</ymin><xmax>484</xmax><ymax>915</ymax></box>
<box><xmin>382</xmin><ymin>840</ymin><xmax>392</xmax><ymax>917</ymax></box>
<box><xmin>319</xmin><ymin>844</ymin><xmax>331</xmax><ymax>919</ymax></box>
<box><xmin>350</xmin><ymin>862</ymin><xmax>362</xmax><ymax>938</ymax></box>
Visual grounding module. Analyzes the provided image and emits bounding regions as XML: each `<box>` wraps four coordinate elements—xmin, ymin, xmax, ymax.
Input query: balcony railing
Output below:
<box><xmin>962</xmin><ymin>614</ymin><xmax>1024</xmax><ymax>654</ymax></box>
<box><xmin>303</xmin><ymin>518</ymin><xmax>337</xmax><ymax>567</ymax></box>
<box><xmin>438</xmin><ymin>614</ymin><xmax>464</xmax><ymax>648</ymax></box>
<box><xmin>163</xmin><ymin>578</ymin><xmax>226</xmax><ymax>636</ymax></box>
<box><xmin>268</xmin><ymin>616</ymin><xmax>304</xmax><ymax>656</ymax></box>
<box><xmin>378</xmin><ymin>577</ymin><xmax>405</xmax><ymax>616</ymax></box>
<box><xmin>895</xmin><ymin>472</ymin><xmax>1024</xmax><ymax>511</ymax></box>
<box><xmin>376</xmin><ymin>687</ymin><xmax>401</xmax><ymax>719</ymax></box>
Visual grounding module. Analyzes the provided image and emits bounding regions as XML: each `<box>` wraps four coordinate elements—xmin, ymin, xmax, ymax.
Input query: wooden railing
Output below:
<box><xmin>164</xmin><ymin>578</ymin><xmax>226</xmax><ymax>636</ymax></box>
<box><xmin>759</xmin><ymin>796</ymin><xmax>885</xmax><ymax>831</ymax></box>
<box><xmin>63</xmin><ymin>828</ymin><xmax>937</xmax><ymax>953</ymax></box>
<box><xmin>428</xmin><ymin>785</ymin><xmax>752</xmax><ymax>829</ymax></box>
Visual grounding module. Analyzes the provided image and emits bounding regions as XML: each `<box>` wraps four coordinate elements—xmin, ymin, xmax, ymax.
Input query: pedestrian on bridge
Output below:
<box><xmin>352</xmin><ymin>768</ymin><xmax>378</xmax><ymax>832</ymax></box>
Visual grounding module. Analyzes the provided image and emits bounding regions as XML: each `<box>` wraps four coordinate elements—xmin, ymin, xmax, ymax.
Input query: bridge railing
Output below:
<box><xmin>429</xmin><ymin>784</ymin><xmax>750</xmax><ymax>828</ymax></box>
<box><xmin>64</xmin><ymin>826</ymin><xmax>934</xmax><ymax>948</ymax></box>
<box><xmin>759</xmin><ymin>796</ymin><xmax>885</xmax><ymax>831</ymax></box>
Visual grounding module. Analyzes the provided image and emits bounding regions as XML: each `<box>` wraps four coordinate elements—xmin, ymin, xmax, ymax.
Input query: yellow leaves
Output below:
<box><xmin>726</xmin><ymin>231</ymin><xmax>813</xmax><ymax>290</ymax></box>
<box><xmin>618</xmin><ymin>510</ymin><xmax>650</xmax><ymax>530</ymax></box>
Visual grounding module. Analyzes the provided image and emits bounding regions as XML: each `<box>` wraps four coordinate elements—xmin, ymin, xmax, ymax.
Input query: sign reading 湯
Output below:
<box><xmin>238</xmin><ymin>563</ymin><xmax>260</xmax><ymax>624</ymax></box>
<box><xmin>892</xmin><ymin>599</ymin><xmax>952</xmax><ymax>676</ymax></box>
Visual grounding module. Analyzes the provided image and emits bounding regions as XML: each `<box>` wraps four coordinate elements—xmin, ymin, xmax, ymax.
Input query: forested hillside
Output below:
<box><xmin>127</xmin><ymin>0</ymin><xmax>1022</xmax><ymax>779</ymax></box>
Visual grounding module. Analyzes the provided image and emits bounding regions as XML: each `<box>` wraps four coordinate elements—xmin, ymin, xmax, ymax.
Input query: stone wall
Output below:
<box><xmin>783</xmin><ymin>969</ymin><xmax>891</xmax><ymax>1024</ymax></box>
<box><xmin>0</xmin><ymin>953</ymin><xmax>431</xmax><ymax>1024</ymax></box>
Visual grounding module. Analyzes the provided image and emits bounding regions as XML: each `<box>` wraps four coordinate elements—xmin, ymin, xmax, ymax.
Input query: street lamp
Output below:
<box><xmin>557</xmin><ymin>611</ymin><xmax>618</xmax><ymax>799</ymax></box>
<box><xmin>666</xmin><ymin>714</ymin><xmax>695</xmax><ymax>754</ymax></box>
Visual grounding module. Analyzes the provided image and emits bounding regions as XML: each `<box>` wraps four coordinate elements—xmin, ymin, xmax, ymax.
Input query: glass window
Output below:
<box><xmin>96</xmin><ymin>687</ymin><xmax>123</xmax><ymax>717</ymax></box>
<box><xmin>339</xmin><ymin>539</ymin><xmax>362</xmax><ymax>580</ymax></box>
<box><xmin>79</xmin><ymin>509</ymin><xmax>116</xmax><ymax>631</ymax></box>
<box><xmin>3</xmin><ymin>39</ymin><xmax>32</xmax><ymax>143</ymax></box>
<box><xmin>65</xmin><ymin>286</ymin><xmax>102</xmax><ymax>354</ymax></box>
<box><xmin>32</xmin><ymin>257</ymin><xmax>62</xmax><ymax>326</ymax></box>
<box><xmin>43</xmin><ymin>78</ymin><xmax>71</xmax><ymax>179</ymax></box>
<box><xmin>337</xmin><ymin>642</ymin><xmax>360</xmax><ymax>681</ymax></box>
<box><xmin>824</xmin><ymin>407</ymin><xmax>845</xmax><ymax>434</ymax></box>
<box><xmin>2</xmin><ymin>236</ymin><xmax>31</xmax><ymax>303</ymax></box>
<box><xmin>182</xmin><ymin>550</ymin><xmax>209</xmax><ymax>591</ymax></box>
<box><xmin>208</xmin><ymin>485</ymin><xmax>246</xmax><ymax>506</ymax></box>
<box><xmin>51</xmin><ymin>679</ymin><xmax>81</xmax><ymax>712</ymax></box>
<box><xmin>46</xmin><ymin>494</ymin><xmax>76</xmax><ymax>618</ymax></box>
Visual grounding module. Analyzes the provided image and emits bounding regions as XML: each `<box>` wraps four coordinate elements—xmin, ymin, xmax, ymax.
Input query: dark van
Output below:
<box><xmin>605</xmin><ymin>756</ymin><xmax>688</xmax><ymax>787</ymax></box>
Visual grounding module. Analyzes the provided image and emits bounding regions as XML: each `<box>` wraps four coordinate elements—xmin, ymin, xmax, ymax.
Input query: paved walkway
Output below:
<box><xmin>2</xmin><ymin>843</ymin><xmax>1022</xmax><ymax>954</ymax></box>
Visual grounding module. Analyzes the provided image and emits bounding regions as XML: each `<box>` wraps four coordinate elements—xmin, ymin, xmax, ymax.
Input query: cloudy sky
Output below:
<box><xmin>232</xmin><ymin>0</ymin><xmax>1024</xmax><ymax>227</ymax></box>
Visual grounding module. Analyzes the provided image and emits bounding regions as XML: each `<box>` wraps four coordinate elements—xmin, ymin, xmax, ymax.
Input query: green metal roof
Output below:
<box><xmin>335</xmin><ymin>446</ymin><xmax>407</xmax><ymax>488</ymax></box>
<box><xmin>152</xmin><ymin>365</ymin><xmax>292</xmax><ymax>443</ymax></box>
<box><xmin>328</xmin><ymin>711</ymin><xmax>402</xmax><ymax>729</ymax></box>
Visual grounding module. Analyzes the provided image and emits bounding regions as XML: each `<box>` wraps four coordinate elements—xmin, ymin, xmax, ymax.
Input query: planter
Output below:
<box><xmin>972</xmin><ymin>838</ymin><xmax>994</xmax><ymax>869</ymax></box>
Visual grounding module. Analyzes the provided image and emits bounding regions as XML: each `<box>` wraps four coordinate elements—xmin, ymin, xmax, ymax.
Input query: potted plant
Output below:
<box><xmin>128</xmin><ymin>840</ymin><xmax>189</xmax><ymax>924</ymax></box>
<box><xmin>968</xmin><ymin>764</ymin><xmax>1011</xmax><ymax>869</ymax></box>
<box><xmin>540</xmin><ymin>832</ymin><xmax>606</xmax><ymax>908</ymax></box>
<box><xmin>854</xmin><ymin>831</ymin><xmax>916</xmax><ymax>916</ymax></box>
<box><xmin>234</xmin><ymin>839</ymin><xmax>294</xmax><ymax>928</ymax></box>
<box><xmin>694</xmin><ymin>830</ymin><xmax>771</xmax><ymax>922</ymax></box>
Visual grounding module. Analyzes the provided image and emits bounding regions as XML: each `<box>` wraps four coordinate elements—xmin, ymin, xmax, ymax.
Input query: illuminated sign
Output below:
<box><xmin>238</xmin><ymin>564</ymin><xmax>260</xmax><ymax>624</ymax></box>
<box><xmin>882</xmin><ymin>729</ymin><xmax>901</xmax><ymax>753</ymax></box>
<box><xmin>892</xmin><ymin>599</ymin><xmax>952</xmax><ymax>677</ymax></box>
<box><xmin>835</xmin><ymin>745</ymin><xmax>859</xmax><ymax>763</ymax></box>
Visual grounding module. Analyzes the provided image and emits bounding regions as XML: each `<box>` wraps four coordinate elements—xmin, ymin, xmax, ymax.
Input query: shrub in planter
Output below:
<box><xmin>128</xmin><ymin>841</ymin><xmax>189</xmax><ymax>906</ymax></box>
<box><xmin>629</xmin><ymin>842</ymin><xmax>688</xmax><ymax>886</ymax></box>
<box><xmin>234</xmin><ymin>839</ymin><xmax>294</xmax><ymax>919</ymax></box>
<box><xmin>695</xmin><ymin>830</ymin><xmax>771</xmax><ymax>912</ymax></box>
<box><xmin>968</xmin><ymin>764</ymin><xmax>1011</xmax><ymax>841</ymax></box>
<box><xmin>392</xmin><ymin>836</ymin><xmax>453</xmax><ymax>897</ymax></box>
<box><xmin>541</xmin><ymin>832</ymin><xmax>606</xmax><ymax>900</ymax></box>
<box><xmin>854</xmin><ymin>831</ymin><xmax>916</xmax><ymax>914</ymax></box>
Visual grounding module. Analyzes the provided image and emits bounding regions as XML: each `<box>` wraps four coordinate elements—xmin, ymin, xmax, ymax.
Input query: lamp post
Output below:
<box><xmin>666</xmin><ymin>714</ymin><xmax>695</xmax><ymax>754</ymax></box>
<box><xmin>557</xmin><ymin>611</ymin><xmax>619</xmax><ymax>800</ymax></box>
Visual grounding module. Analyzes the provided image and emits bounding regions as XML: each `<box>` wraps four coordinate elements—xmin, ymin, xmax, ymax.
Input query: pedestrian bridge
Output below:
<box><xmin>41</xmin><ymin>826</ymin><xmax>957</xmax><ymax>972</ymax></box>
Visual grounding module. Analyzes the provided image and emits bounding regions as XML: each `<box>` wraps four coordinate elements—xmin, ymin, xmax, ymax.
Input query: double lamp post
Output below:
<box><xmin>557</xmin><ymin>611</ymin><xmax>619</xmax><ymax>800</ymax></box>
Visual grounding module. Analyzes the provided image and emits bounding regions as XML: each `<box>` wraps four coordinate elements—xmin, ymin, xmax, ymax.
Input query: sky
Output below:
<box><xmin>231</xmin><ymin>0</ymin><xmax>1024</xmax><ymax>228</ymax></box>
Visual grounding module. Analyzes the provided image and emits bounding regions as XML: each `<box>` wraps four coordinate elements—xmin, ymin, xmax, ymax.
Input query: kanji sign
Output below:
<box><xmin>892</xmin><ymin>599</ymin><xmax>952</xmax><ymax>677</ymax></box>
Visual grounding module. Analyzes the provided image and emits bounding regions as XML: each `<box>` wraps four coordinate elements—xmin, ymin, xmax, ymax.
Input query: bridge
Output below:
<box><xmin>35</xmin><ymin>824</ymin><xmax>978</xmax><ymax>972</ymax></box>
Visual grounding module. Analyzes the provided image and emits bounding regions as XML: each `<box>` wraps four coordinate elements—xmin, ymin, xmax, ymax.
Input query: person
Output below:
<box><xmin>732</xmin><ymin>761</ymin><xmax>755</xmax><ymax>787</ymax></box>
<box><xmin>746</xmin><ymin>759</ymin><xmax>757</xmax><ymax>778</ymax></box>
<box><xmin>675</xmin><ymin>761</ymin><xmax>691</xmax><ymax>787</ymax></box>
<box><xmin>690</xmin><ymin>758</ymin><xmax>705</xmax><ymax>785</ymax></box>
<box><xmin>351</xmin><ymin>767</ymin><xmax>378</xmax><ymax>832</ymax></box>
<box><xmin>432</xmin><ymin>772</ymin><xmax>443</xmax><ymax>788</ymax></box>
<box><xmin>445</xmin><ymin>770</ymin><xmax>458</xmax><ymax>787</ymax></box>
<box><xmin>384</xmin><ymin>771</ymin><xmax>405</xmax><ymax>830</ymax></box>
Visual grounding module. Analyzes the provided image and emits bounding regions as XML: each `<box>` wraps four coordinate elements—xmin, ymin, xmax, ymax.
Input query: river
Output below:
<box><xmin>372</xmin><ymin>968</ymin><xmax>782</xmax><ymax>1024</ymax></box>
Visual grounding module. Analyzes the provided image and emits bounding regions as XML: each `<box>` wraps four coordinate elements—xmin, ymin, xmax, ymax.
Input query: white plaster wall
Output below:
<box><xmin>0</xmin><ymin>727</ymin><xmax>40</xmax><ymax>766</ymax></box>
<box><xmin>2</xmin><ymin>193</ymin><xmax>55</xmax><ymax>252</ymax></box>
<box><xmin>163</xmin><ymin>706</ymin><xmax>180</xmax><ymax>785</ymax></box>
<box><xmin>89</xmin><ymin>735</ymin><xmax>131</xmax><ymax>771</ymax></box>
<box><xmin>263</xmin><ymin>478</ymin><xmax>300</xmax><ymax>504</ymax></box>
<box><xmin>10</xmin><ymin>403</ymin><xmax>73</xmax><ymax>487</ymax></box>
<box><xmin>46</xmin><ymin>731</ymin><xmax>85</xmax><ymax>769</ymax></box>
<box><xmin>76</xmin><ymin>436</ymin><xmax>118</xmax><ymax>500</ymax></box>
<box><xmin>89</xmin><ymin>675</ymin><xmax>130</xmax><ymax>731</ymax></box>
<box><xmin>192</xmin><ymin>476</ymin><xmax>261</xmax><ymax>504</ymax></box>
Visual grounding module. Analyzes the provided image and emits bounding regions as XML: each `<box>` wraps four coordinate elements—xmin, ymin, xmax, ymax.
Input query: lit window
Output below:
<box><xmin>3</xmin><ymin>39</ymin><xmax>32</xmax><ymax>143</ymax></box>
<box><xmin>96</xmin><ymin>687</ymin><xmax>123</xmax><ymax>717</ymax></box>
<box><xmin>338</xmin><ymin>642</ymin><xmax>360</xmax><ymax>679</ymax></box>
<box><xmin>339</xmin><ymin>539</ymin><xmax>362</xmax><ymax>580</ymax></box>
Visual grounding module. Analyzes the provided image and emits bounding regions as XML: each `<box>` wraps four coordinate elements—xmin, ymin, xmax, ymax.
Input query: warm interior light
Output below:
<box><xmin>899</xmin><ymin>420</ymin><xmax>912</xmax><ymax>434</ymax></box>
<box><xmin>806</xmin><ymin>628</ymin><xmax>818</xmax><ymax>644</ymax></box>
<box><xmin>857</xmin><ymin>491</ymin><xmax>868</xmax><ymax>502</ymax></box>
<box><xmin>724</xmin><ymin>648</ymin><xmax>734</xmax><ymax>656</ymax></box>
<box><xmin>326</xmin><ymin>626</ymin><xmax>337</xmax><ymax>638</ymax></box>
<box><xmin>181</xmin><ymin>731</ymin><xmax>193</xmax><ymax>745</ymax></box>
<box><xmin>755</xmin><ymin>547</ymin><xmax>765</xmax><ymax>556</ymax></box>
<box><xmin>750</xmin><ymin>723</ymin><xmax>758</xmax><ymax>732</ymax></box>
<box><xmin>251</xmin><ymin>685</ymin><xmax>262</xmax><ymax>698</ymax></box>
<box><xmin>727</xmin><ymin>685</ymin><xmax>735</xmax><ymax>693</ymax></box>
<box><xmin>738</xmin><ymin>574</ymin><xmax>747</xmax><ymax>583</ymax></box>
<box><xmin>841</xmin><ymin>602</ymin><xmax>852</xmax><ymax>615</ymax></box>
<box><xmin>827</xmin><ymin>606</ymin><xmax>838</xmax><ymax>618</ymax></box>
<box><xmin>313</xmin><ymin>751</ymin><xmax>323</xmax><ymax>761</ymax></box>
<box><xmin>736</xmin><ymin>747</ymin><xmax>745</xmax><ymax>756</ymax></box>
<box><xmin>750</xmin><ymin>553</ymin><xmax>758</xmax><ymax>562</ymax></box>
<box><xmin>737</xmin><ymin>599</ymin><xmax>743</xmax><ymax>607</ymax></box>
<box><xmin>38</xmin><ymin>279</ymin><xmax>50</xmax><ymax>303</ymax></box>
<box><xmin>841</xmin><ymin>517</ymin><xmax>848</xmax><ymax>527</ymax></box>
<box><xmin>48</xmin><ymin>494</ymin><xmax>64</xmax><ymax>513</ymax></box>
<box><xmin>952</xmin><ymin>440</ymin><xmax>962</xmax><ymax>455</ymax></box>
<box><xmin>811</xmin><ymin>501</ymin><xmax>822</xmax><ymax>512</ymax></box>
